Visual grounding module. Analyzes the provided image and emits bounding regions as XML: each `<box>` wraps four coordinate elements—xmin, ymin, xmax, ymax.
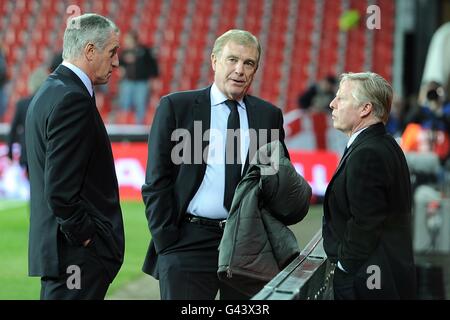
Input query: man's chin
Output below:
<box><xmin>94</xmin><ymin>79</ymin><xmax>109</xmax><ymax>86</ymax></box>
<box><xmin>228</xmin><ymin>89</ymin><xmax>248</xmax><ymax>100</ymax></box>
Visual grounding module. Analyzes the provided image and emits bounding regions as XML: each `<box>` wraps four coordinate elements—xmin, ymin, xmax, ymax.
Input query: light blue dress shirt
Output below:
<box><xmin>61</xmin><ymin>61</ymin><xmax>94</xmax><ymax>97</ymax></box>
<box><xmin>187</xmin><ymin>83</ymin><xmax>250</xmax><ymax>219</ymax></box>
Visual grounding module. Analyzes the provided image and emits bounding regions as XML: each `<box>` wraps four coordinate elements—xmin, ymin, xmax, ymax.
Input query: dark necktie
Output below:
<box><xmin>224</xmin><ymin>100</ymin><xmax>242</xmax><ymax>211</ymax></box>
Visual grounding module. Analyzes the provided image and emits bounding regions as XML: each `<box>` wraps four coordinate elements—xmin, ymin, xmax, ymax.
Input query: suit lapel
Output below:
<box><xmin>334</xmin><ymin>145</ymin><xmax>352</xmax><ymax>174</ymax></box>
<box><xmin>245</xmin><ymin>96</ymin><xmax>260</xmax><ymax>131</ymax></box>
<box><xmin>330</xmin><ymin>123</ymin><xmax>386</xmax><ymax>183</ymax></box>
<box><xmin>350</xmin><ymin>122</ymin><xmax>386</xmax><ymax>150</ymax></box>
<box><xmin>55</xmin><ymin>65</ymin><xmax>92</xmax><ymax>97</ymax></box>
<box><xmin>243</xmin><ymin>96</ymin><xmax>259</xmax><ymax>174</ymax></box>
<box><xmin>192</xmin><ymin>86</ymin><xmax>212</xmax><ymax>175</ymax></box>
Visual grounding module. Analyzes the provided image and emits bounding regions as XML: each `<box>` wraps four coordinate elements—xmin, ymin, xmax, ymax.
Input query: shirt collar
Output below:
<box><xmin>61</xmin><ymin>61</ymin><xmax>94</xmax><ymax>97</ymax></box>
<box><xmin>347</xmin><ymin>126</ymin><xmax>369</xmax><ymax>148</ymax></box>
<box><xmin>210</xmin><ymin>83</ymin><xmax>245</xmax><ymax>110</ymax></box>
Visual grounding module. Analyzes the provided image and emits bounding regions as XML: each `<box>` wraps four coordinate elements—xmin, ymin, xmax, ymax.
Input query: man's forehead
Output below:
<box><xmin>223</xmin><ymin>41</ymin><xmax>258</xmax><ymax>58</ymax></box>
<box><xmin>339</xmin><ymin>80</ymin><xmax>355</xmax><ymax>90</ymax></box>
<box><xmin>224</xmin><ymin>40</ymin><xmax>256</xmax><ymax>50</ymax></box>
<box><xmin>106</xmin><ymin>31</ymin><xmax>120</xmax><ymax>44</ymax></box>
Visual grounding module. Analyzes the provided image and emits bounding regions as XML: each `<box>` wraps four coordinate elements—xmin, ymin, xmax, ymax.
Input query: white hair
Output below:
<box><xmin>62</xmin><ymin>13</ymin><xmax>118</xmax><ymax>61</ymax></box>
<box><xmin>340</xmin><ymin>72</ymin><xmax>393</xmax><ymax>123</ymax></box>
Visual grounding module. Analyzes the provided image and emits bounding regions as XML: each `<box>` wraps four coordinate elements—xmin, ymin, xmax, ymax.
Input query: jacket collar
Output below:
<box><xmin>61</xmin><ymin>61</ymin><xmax>93</xmax><ymax>97</ymax></box>
<box><xmin>192</xmin><ymin>86</ymin><xmax>212</xmax><ymax>168</ymax></box>
<box><xmin>243</xmin><ymin>95</ymin><xmax>260</xmax><ymax>131</ymax></box>
<box><xmin>54</xmin><ymin>64</ymin><xmax>92</xmax><ymax>97</ymax></box>
<box><xmin>193</xmin><ymin>85</ymin><xmax>212</xmax><ymax>130</ymax></box>
<box><xmin>350</xmin><ymin>122</ymin><xmax>386</xmax><ymax>149</ymax></box>
<box><xmin>335</xmin><ymin>122</ymin><xmax>386</xmax><ymax>173</ymax></box>
<box><xmin>243</xmin><ymin>95</ymin><xmax>260</xmax><ymax>173</ymax></box>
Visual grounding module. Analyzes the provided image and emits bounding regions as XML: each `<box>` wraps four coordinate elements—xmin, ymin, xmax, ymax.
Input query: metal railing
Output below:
<box><xmin>252</xmin><ymin>229</ymin><xmax>334</xmax><ymax>300</ymax></box>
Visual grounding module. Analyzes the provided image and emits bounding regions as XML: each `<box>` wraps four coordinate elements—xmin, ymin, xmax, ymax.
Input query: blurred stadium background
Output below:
<box><xmin>0</xmin><ymin>0</ymin><xmax>450</xmax><ymax>299</ymax></box>
<box><xmin>1</xmin><ymin>0</ymin><xmax>446</xmax><ymax>125</ymax></box>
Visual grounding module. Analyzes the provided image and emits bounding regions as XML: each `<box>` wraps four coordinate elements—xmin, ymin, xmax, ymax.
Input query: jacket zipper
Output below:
<box><xmin>227</xmin><ymin>213</ymin><xmax>240</xmax><ymax>278</ymax></box>
<box><xmin>226</xmin><ymin>183</ymin><xmax>250</xmax><ymax>279</ymax></box>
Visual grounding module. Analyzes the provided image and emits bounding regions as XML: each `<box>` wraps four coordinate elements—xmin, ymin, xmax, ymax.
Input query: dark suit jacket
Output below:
<box><xmin>8</xmin><ymin>95</ymin><xmax>33</xmax><ymax>167</ymax></box>
<box><xmin>142</xmin><ymin>86</ymin><xmax>287</xmax><ymax>277</ymax></box>
<box><xmin>323</xmin><ymin>123</ymin><xmax>416</xmax><ymax>299</ymax></box>
<box><xmin>25</xmin><ymin>65</ymin><xmax>124</xmax><ymax>280</ymax></box>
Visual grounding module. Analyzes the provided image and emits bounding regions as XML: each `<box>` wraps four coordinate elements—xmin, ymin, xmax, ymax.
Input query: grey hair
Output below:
<box><xmin>340</xmin><ymin>72</ymin><xmax>393</xmax><ymax>124</ymax></box>
<box><xmin>62</xmin><ymin>13</ymin><xmax>119</xmax><ymax>61</ymax></box>
<box><xmin>212</xmin><ymin>29</ymin><xmax>261</xmax><ymax>65</ymax></box>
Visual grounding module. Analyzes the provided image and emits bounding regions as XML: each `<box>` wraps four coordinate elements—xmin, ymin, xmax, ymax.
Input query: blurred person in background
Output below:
<box><xmin>323</xmin><ymin>72</ymin><xmax>416</xmax><ymax>299</ymax></box>
<box><xmin>48</xmin><ymin>50</ymin><xmax>63</xmax><ymax>73</ymax></box>
<box><xmin>298</xmin><ymin>74</ymin><xmax>337</xmax><ymax>112</ymax></box>
<box><xmin>7</xmin><ymin>67</ymin><xmax>48</xmax><ymax>174</ymax></box>
<box><xmin>402</xmin><ymin>81</ymin><xmax>450</xmax><ymax>165</ymax></box>
<box><xmin>0</xmin><ymin>44</ymin><xmax>8</xmax><ymax>121</ymax></box>
<box><xmin>385</xmin><ymin>94</ymin><xmax>408</xmax><ymax>138</ymax></box>
<box><xmin>118</xmin><ymin>30</ymin><xmax>159</xmax><ymax>124</ymax></box>
<box><xmin>25</xmin><ymin>13</ymin><xmax>124</xmax><ymax>300</ymax></box>
<box><xmin>421</xmin><ymin>22</ymin><xmax>450</xmax><ymax>102</ymax></box>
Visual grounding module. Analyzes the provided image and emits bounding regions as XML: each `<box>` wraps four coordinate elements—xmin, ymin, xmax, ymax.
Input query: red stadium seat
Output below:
<box><xmin>1</xmin><ymin>0</ymin><xmax>396</xmax><ymax>125</ymax></box>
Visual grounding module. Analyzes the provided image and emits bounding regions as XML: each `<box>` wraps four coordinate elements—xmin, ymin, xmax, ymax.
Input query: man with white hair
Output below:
<box><xmin>25</xmin><ymin>13</ymin><xmax>124</xmax><ymax>299</ymax></box>
<box><xmin>323</xmin><ymin>72</ymin><xmax>416</xmax><ymax>299</ymax></box>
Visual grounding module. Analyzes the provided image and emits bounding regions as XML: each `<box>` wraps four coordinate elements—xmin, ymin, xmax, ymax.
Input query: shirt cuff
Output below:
<box><xmin>337</xmin><ymin>261</ymin><xmax>347</xmax><ymax>273</ymax></box>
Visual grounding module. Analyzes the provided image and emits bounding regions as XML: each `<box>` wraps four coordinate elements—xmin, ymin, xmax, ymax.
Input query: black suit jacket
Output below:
<box><xmin>142</xmin><ymin>86</ymin><xmax>287</xmax><ymax>277</ymax></box>
<box><xmin>25</xmin><ymin>65</ymin><xmax>124</xmax><ymax>279</ymax></box>
<box><xmin>323</xmin><ymin>123</ymin><xmax>416</xmax><ymax>299</ymax></box>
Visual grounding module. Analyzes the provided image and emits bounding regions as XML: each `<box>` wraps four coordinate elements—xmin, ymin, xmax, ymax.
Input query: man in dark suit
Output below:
<box><xmin>8</xmin><ymin>67</ymin><xmax>48</xmax><ymax>172</ymax></box>
<box><xmin>323</xmin><ymin>72</ymin><xmax>416</xmax><ymax>299</ymax></box>
<box><xmin>25</xmin><ymin>13</ymin><xmax>124</xmax><ymax>300</ymax></box>
<box><xmin>118</xmin><ymin>30</ymin><xmax>159</xmax><ymax>124</ymax></box>
<box><xmin>142</xmin><ymin>29</ymin><xmax>288</xmax><ymax>299</ymax></box>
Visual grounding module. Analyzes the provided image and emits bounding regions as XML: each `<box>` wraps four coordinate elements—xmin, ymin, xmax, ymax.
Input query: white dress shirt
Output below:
<box><xmin>346</xmin><ymin>126</ymin><xmax>368</xmax><ymax>149</ymax></box>
<box><xmin>186</xmin><ymin>84</ymin><xmax>250</xmax><ymax>219</ymax></box>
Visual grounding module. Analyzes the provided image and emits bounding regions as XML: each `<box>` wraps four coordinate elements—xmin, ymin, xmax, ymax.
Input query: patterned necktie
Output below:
<box><xmin>224</xmin><ymin>100</ymin><xmax>242</xmax><ymax>211</ymax></box>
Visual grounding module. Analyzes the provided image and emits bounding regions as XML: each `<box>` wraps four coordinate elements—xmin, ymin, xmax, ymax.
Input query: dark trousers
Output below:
<box><xmin>333</xmin><ymin>267</ymin><xmax>356</xmax><ymax>300</ymax></box>
<box><xmin>157</xmin><ymin>221</ymin><xmax>249</xmax><ymax>300</ymax></box>
<box><xmin>40</xmin><ymin>239</ymin><xmax>111</xmax><ymax>300</ymax></box>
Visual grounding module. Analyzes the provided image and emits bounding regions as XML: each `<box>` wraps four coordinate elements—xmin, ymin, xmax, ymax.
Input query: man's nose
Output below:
<box><xmin>112</xmin><ymin>54</ymin><xmax>119</xmax><ymax>68</ymax></box>
<box><xmin>329</xmin><ymin>97</ymin><xmax>337</xmax><ymax>109</ymax></box>
<box><xmin>234</xmin><ymin>61</ymin><xmax>244</xmax><ymax>74</ymax></box>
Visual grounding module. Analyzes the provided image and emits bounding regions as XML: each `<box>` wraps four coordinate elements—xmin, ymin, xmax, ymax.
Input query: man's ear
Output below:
<box><xmin>360</xmin><ymin>102</ymin><xmax>373</xmax><ymax>117</ymax></box>
<box><xmin>211</xmin><ymin>53</ymin><xmax>217</xmax><ymax>72</ymax></box>
<box><xmin>84</xmin><ymin>43</ymin><xmax>95</xmax><ymax>62</ymax></box>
